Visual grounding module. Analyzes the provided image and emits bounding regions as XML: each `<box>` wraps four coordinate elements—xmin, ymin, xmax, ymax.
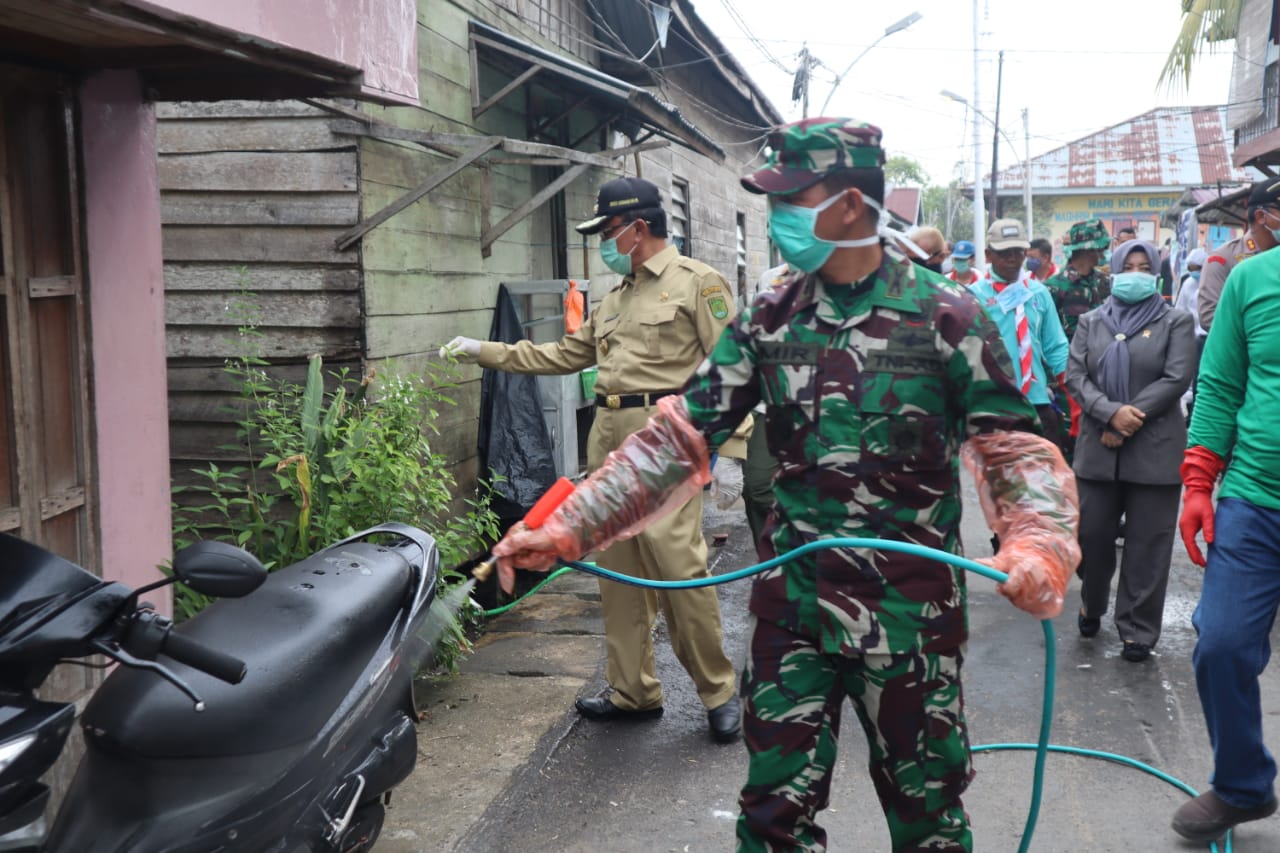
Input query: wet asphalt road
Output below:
<box><xmin>458</xmin><ymin>478</ymin><xmax>1280</xmax><ymax>853</ymax></box>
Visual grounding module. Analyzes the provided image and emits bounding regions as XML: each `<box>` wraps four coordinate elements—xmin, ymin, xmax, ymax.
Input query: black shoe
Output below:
<box><xmin>1121</xmin><ymin>642</ymin><xmax>1151</xmax><ymax>662</ymax></box>
<box><xmin>1172</xmin><ymin>791</ymin><xmax>1278</xmax><ymax>841</ymax></box>
<box><xmin>1078</xmin><ymin>610</ymin><xmax>1101</xmax><ymax>638</ymax></box>
<box><xmin>574</xmin><ymin>696</ymin><xmax>663</xmax><ymax>721</ymax></box>
<box><xmin>707</xmin><ymin>696</ymin><xmax>741</xmax><ymax>743</ymax></box>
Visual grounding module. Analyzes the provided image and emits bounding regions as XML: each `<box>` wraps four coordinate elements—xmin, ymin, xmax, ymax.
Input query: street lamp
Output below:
<box><xmin>941</xmin><ymin>90</ymin><xmax>1033</xmax><ymax>244</ymax></box>
<box><xmin>819</xmin><ymin>12</ymin><xmax>922</xmax><ymax>115</ymax></box>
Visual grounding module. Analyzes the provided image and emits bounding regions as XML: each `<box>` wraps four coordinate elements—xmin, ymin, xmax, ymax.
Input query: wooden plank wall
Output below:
<box><xmin>355</xmin><ymin>0</ymin><xmax>611</xmax><ymax>496</ymax></box>
<box><xmin>156</xmin><ymin>100</ymin><xmax>362</xmax><ymax>494</ymax></box>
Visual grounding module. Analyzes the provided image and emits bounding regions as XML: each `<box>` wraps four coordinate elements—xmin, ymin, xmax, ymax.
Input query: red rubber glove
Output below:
<box><xmin>1179</xmin><ymin>445</ymin><xmax>1225</xmax><ymax>568</ymax></box>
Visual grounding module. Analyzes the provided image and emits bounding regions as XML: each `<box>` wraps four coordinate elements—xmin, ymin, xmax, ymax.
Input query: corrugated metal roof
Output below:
<box><xmin>995</xmin><ymin>106</ymin><xmax>1253</xmax><ymax>192</ymax></box>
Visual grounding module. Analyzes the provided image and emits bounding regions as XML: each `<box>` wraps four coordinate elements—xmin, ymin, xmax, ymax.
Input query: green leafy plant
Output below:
<box><xmin>172</xmin><ymin>297</ymin><xmax>498</xmax><ymax>671</ymax></box>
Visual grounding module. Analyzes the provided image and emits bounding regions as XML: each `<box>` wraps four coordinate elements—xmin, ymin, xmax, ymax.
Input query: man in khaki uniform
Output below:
<box><xmin>1198</xmin><ymin>179</ymin><xmax>1280</xmax><ymax>333</ymax></box>
<box><xmin>442</xmin><ymin>176</ymin><xmax>747</xmax><ymax>742</ymax></box>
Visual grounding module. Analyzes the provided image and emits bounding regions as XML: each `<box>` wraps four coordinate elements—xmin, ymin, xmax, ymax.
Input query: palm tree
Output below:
<box><xmin>1158</xmin><ymin>0</ymin><xmax>1244</xmax><ymax>92</ymax></box>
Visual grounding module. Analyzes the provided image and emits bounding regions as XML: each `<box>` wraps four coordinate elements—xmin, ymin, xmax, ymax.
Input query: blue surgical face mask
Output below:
<box><xmin>599</xmin><ymin>221</ymin><xmax>638</xmax><ymax>276</ymax></box>
<box><xmin>953</xmin><ymin>259</ymin><xmax>972</xmax><ymax>274</ymax></box>
<box><xmin>1025</xmin><ymin>257</ymin><xmax>1043</xmax><ymax>274</ymax></box>
<box><xmin>767</xmin><ymin>191</ymin><xmax>881</xmax><ymax>273</ymax></box>
<box><xmin>1189</xmin><ymin>269</ymin><xmax>1202</xmax><ymax>280</ymax></box>
<box><xmin>1263</xmin><ymin>210</ymin><xmax>1280</xmax><ymax>243</ymax></box>
<box><xmin>1111</xmin><ymin>271</ymin><xmax>1159</xmax><ymax>303</ymax></box>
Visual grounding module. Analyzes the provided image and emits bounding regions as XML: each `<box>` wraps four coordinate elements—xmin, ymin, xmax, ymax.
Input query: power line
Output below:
<box><xmin>712</xmin><ymin>0</ymin><xmax>794</xmax><ymax>74</ymax></box>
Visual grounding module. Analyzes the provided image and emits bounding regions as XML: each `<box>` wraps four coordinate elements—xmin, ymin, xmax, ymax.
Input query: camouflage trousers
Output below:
<box><xmin>736</xmin><ymin>618</ymin><xmax>974</xmax><ymax>852</ymax></box>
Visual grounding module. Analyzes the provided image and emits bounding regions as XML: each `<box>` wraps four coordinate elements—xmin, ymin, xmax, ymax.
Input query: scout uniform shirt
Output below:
<box><xmin>1198</xmin><ymin>233</ymin><xmax>1264</xmax><ymax>333</ymax></box>
<box><xmin>967</xmin><ymin>272</ymin><xmax>1070</xmax><ymax>407</ymax></box>
<box><xmin>681</xmin><ymin>247</ymin><xmax>1040</xmax><ymax>655</ymax></box>
<box><xmin>476</xmin><ymin>245</ymin><xmax>749</xmax><ymax>453</ymax></box>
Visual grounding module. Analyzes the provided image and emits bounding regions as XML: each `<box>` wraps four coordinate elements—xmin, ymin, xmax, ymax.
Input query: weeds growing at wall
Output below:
<box><xmin>171</xmin><ymin>287</ymin><xmax>497</xmax><ymax>672</ymax></box>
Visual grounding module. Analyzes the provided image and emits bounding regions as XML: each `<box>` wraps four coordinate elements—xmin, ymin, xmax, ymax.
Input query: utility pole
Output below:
<box><xmin>1022</xmin><ymin>107</ymin><xmax>1032</xmax><ymax>237</ymax></box>
<box><xmin>970</xmin><ymin>0</ymin><xmax>984</xmax><ymax>260</ymax></box>
<box><xmin>988</xmin><ymin>49</ymin><xmax>1003</xmax><ymax>223</ymax></box>
<box><xmin>793</xmin><ymin>45</ymin><xmax>812</xmax><ymax>118</ymax></box>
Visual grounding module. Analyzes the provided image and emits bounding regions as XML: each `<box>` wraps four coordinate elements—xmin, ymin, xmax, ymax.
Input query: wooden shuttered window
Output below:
<box><xmin>0</xmin><ymin>67</ymin><xmax>95</xmax><ymax>571</ymax></box>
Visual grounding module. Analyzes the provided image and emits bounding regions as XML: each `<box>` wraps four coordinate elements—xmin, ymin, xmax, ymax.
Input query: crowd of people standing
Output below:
<box><xmin>469</xmin><ymin>114</ymin><xmax>1280</xmax><ymax>846</ymax></box>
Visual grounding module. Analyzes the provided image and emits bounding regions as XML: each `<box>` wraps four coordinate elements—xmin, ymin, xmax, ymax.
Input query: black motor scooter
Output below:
<box><xmin>0</xmin><ymin>522</ymin><xmax>439</xmax><ymax>852</ymax></box>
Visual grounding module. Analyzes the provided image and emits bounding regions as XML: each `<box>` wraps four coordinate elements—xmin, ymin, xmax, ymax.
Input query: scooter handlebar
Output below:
<box><xmin>161</xmin><ymin>631</ymin><xmax>247</xmax><ymax>685</ymax></box>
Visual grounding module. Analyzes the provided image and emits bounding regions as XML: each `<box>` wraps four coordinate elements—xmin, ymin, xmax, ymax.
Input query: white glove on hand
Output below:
<box><xmin>439</xmin><ymin>336</ymin><xmax>481</xmax><ymax>360</ymax></box>
<box><xmin>709</xmin><ymin>457</ymin><xmax>744</xmax><ymax>510</ymax></box>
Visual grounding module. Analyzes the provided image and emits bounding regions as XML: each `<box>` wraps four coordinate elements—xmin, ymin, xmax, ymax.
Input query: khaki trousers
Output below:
<box><xmin>587</xmin><ymin>406</ymin><xmax>737</xmax><ymax>712</ymax></box>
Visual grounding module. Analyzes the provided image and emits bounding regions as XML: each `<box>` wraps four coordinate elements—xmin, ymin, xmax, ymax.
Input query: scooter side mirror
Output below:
<box><xmin>172</xmin><ymin>541</ymin><xmax>268</xmax><ymax>598</ymax></box>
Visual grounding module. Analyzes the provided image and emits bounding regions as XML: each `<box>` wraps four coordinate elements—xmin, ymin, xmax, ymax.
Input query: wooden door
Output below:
<box><xmin>0</xmin><ymin>67</ymin><xmax>95</xmax><ymax>573</ymax></box>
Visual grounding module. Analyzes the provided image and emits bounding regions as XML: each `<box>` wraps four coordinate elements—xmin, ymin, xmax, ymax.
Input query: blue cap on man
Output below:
<box><xmin>952</xmin><ymin>240</ymin><xmax>975</xmax><ymax>259</ymax></box>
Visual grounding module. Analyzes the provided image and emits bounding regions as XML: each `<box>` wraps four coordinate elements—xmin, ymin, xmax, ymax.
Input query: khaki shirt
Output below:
<box><xmin>1199</xmin><ymin>233</ymin><xmax>1263</xmax><ymax>332</ymax></box>
<box><xmin>478</xmin><ymin>245</ymin><xmax>751</xmax><ymax>456</ymax></box>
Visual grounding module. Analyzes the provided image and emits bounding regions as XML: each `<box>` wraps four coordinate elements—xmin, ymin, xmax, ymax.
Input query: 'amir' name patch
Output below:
<box><xmin>707</xmin><ymin>294</ymin><xmax>729</xmax><ymax>319</ymax></box>
<box><xmin>758</xmin><ymin>341</ymin><xmax>822</xmax><ymax>364</ymax></box>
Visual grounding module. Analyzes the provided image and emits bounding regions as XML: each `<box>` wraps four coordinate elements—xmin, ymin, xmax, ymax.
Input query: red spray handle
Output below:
<box><xmin>472</xmin><ymin>477</ymin><xmax>576</xmax><ymax>581</ymax></box>
<box><xmin>523</xmin><ymin>477</ymin><xmax>576</xmax><ymax>528</ymax></box>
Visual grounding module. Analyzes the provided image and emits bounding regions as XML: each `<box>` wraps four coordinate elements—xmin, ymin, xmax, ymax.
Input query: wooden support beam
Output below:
<box><xmin>333</xmin><ymin>136</ymin><xmax>502</xmax><ymax>250</ymax></box>
<box><xmin>569</xmin><ymin>116</ymin><xmax>612</xmax><ymax>150</ymax></box>
<box><xmin>531</xmin><ymin>96</ymin><xmax>592</xmax><ymax>140</ymax></box>
<box><xmin>603</xmin><ymin>138</ymin><xmax>670</xmax><ymax>159</ymax></box>
<box><xmin>329</xmin><ymin>119</ymin><xmax>619</xmax><ymax>169</ymax></box>
<box><xmin>482</xmin><ymin>163</ymin><xmax>590</xmax><ymax>253</ymax></box>
<box><xmin>302</xmin><ymin>98</ymin><xmax>369</xmax><ymax>124</ymax></box>
<box><xmin>474</xmin><ymin>65</ymin><xmax>542</xmax><ymax>118</ymax></box>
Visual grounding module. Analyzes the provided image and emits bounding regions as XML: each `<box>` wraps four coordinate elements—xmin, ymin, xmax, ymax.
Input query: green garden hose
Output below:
<box><xmin>482</xmin><ymin>538</ymin><xmax>1232</xmax><ymax>853</ymax></box>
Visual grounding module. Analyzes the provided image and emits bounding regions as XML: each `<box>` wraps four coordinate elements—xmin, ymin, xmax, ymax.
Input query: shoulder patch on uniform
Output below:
<box><xmin>707</xmin><ymin>294</ymin><xmax>729</xmax><ymax>319</ymax></box>
<box><xmin>1206</xmin><ymin>255</ymin><xmax>1227</xmax><ymax>266</ymax></box>
<box><xmin>701</xmin><ymin>285</ymin><xmax>723</xmax><ymax>297</ymax></box>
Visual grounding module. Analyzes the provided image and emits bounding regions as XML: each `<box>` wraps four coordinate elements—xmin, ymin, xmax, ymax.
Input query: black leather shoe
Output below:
<box><xmin>1172</xmin><ymin>791</ymin><xmax>1278</xmax><ymax>841</ymax></box>
<box><xmin>574</xmin><ymin>696</ymin><xmax>663</xmax><ymax>721</ymax></box>
<box><xmin>1121</xmin><ymin>642</ymin><xmax>1151</xmax><ymax>662</ymax></box>
<box><xmin>707</xmin><ymin>696</ymin><xmax>742</xmax><ymax>743</ymax></box>
<box><xmin>1078</xmin><ymin>610</ymin><xmax>1100</xmax><ymax>638</ymax></box>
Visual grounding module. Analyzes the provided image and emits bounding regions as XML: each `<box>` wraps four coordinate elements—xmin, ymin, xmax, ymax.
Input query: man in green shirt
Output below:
<box><xmin>1173</xmin><ymin>245</ymin><xmax>1280</xmax><ymax>842</ymax></box>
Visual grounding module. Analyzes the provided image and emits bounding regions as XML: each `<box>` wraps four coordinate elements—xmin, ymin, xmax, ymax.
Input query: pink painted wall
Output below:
<box><xmin>79</xmin><ymin>72</ymin><xmax>174</xmax><ymax>609</ymax></box>
<box><xmin>118</xmin><ymin>0</ymin><xmax>419</xmax><ymax>105</ymax></box>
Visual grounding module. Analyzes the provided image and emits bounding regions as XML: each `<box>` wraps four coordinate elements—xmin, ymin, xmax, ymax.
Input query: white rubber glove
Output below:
<box><xmin>709</xmin><ymin>457</ymin><xmax>744</xmax><ymax>510</ymax></box>
<box><xmin>439</xmin><ymin>336</ymin><xmax>481</xmax><ymax>360</ymax></box>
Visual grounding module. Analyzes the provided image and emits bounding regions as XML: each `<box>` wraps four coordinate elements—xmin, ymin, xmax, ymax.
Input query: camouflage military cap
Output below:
<box><xmin>741</xmin><ymin>117</ymin><xmax>885</xmax><ymax>196</ymax></box>
<box><xmin>1063</xmin><ymin>219</ymin><xmax>1110</xmax><ymax>253</ymax></box>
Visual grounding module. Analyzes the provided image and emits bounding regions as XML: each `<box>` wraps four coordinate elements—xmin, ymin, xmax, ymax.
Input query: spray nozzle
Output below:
<box><xmin>471</xmin><ymin>476</ymin><xmax>578</xmax><ymax>583</ymax></box>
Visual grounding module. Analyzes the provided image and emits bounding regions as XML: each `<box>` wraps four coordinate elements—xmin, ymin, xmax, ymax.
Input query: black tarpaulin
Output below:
<box><xmin>477</xmin><ymin>284</ymin><xmax>558</xmax><ymax>524</ymax></box>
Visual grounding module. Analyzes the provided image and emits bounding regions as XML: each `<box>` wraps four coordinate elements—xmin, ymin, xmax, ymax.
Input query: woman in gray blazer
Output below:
<box><xmin>1066</xmin><ymin>239</ymin><xmax>1196</xmax><ymax>662</ymax></box>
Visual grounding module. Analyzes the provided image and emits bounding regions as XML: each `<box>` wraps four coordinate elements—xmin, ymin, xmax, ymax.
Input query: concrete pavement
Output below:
<box><xmin>375</xmin><ymin>485</ymin><xmax>1280</xmax><ymax>852</ymax></box>
<box><xmin>378</xmin><ymin>568</ymin><xmax>608</xmax><ymax>852</ymax></box>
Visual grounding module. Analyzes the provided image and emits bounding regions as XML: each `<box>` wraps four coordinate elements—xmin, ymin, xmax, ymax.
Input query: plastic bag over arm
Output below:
<box><xmin>492</xmin><ymin>395</ymin><xmax>711</xmax><ymax>576</ymax></box>
<box><xmin>961</xmin><ymin>431</ymin><xmax>1080</xmax><ymax>619</ymax></box>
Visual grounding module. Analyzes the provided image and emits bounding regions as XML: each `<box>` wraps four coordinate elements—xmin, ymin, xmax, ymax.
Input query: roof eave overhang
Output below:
<box><xmin>469</xmin><ymin>21</ymin><xmax>723</xmax><ymax>162</ymax></box>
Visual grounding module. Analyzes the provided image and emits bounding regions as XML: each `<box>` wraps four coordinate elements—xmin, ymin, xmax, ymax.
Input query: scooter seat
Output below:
<box><xmin>82</xmin><ymin>539</ymin><xmax>415</xmax><ymax>758</ymax></box>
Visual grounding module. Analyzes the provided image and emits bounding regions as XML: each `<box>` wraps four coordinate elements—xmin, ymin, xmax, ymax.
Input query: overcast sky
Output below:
<box><xmin>688</xmin><ymin>0</ymin><xmax>1238</xmax><ymax>187</ymax></box>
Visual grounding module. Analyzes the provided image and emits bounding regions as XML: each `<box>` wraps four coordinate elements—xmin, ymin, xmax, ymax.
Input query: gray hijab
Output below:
<box><xmin>1095</xmin><ymin>240</ymin><xmax>1168</xmax><ymax>403</ymax></box>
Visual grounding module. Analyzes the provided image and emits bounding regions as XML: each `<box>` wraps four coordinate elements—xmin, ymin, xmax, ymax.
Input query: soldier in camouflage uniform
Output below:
<box><xmin>492</xmin><ymin>118</ymin><xmax>1079</xmax><ymax>852</ymax></box>
<box><xmin>1045</xmin><ymin>219</ymin><xmax>1111</xmax><ymax>340</ymax></box>
<box><xmin>1045</xmin><ymin>219</ymin><xmax>1112</xmax><ymax>452</ymax></box>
